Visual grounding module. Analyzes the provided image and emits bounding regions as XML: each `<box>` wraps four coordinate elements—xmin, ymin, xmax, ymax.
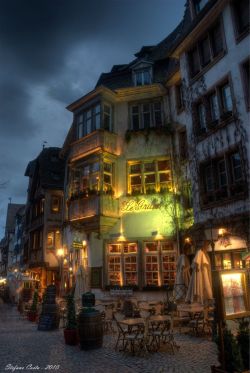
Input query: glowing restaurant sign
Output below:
<box><xmin>120</xmin><ymin>198</ymin><xmax>161</xmax><ymax>213</ymax></box>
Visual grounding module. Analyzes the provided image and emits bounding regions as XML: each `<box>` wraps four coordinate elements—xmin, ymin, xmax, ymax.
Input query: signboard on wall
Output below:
<box><xmin>120</xmin><ymin>196</ymin><xmax>162</xmax><ymax>213</ymax></box>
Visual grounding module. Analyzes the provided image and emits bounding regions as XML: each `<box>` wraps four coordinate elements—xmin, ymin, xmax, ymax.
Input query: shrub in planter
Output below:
<box><xmin>28</xmin><ymin>290</ymin><xmax>38</xmax><ymax>322</ymax></box>
<box><xmin>215</xmin><ymin>326</ymin><xmax>243</xmax><ymax>373</ymax></box>
<box><xmin>64</xmin><ymin>294</ymin><xmax>78</xmax><ymax>345</ymax></box>
<box><xmin>237</xmin><ymin>319</ymin><xmax>250</xmax><ymax>371</ymax></box>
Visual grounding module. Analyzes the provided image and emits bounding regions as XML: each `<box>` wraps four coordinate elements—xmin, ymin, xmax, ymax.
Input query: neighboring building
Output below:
<box><xmin>0</xmin><ymin>203</ymin><xmax>25</xmax><ymax>276</ymax></box>
<box><xmin>7</xmin><ymin>205</ymin><xmax>26</xmax><ymax>273</ymax></box>
<box><xmin>61</xmin><ymin>27</ymin><xmax>192</xmax><ymax>298</ymax></box>
<box><xmin>170</xmin><ymin>0</ymin><xmax>250</xmax><ymax>269</ymax></box>
<box><xmin>24</xmin><ymin>147</ymin><xmax>65</xmax><ymax>292</ymax></box>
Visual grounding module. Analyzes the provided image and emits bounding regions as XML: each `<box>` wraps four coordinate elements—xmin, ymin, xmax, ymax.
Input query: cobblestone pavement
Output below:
<box><xmin>0</xmin><ymin>303</ymin><xmax>219</xmax><ymax>373</ymax></box>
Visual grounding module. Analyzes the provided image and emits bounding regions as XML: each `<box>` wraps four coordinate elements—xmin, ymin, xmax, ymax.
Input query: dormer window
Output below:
<box><xmin>134</xmin><ymin>69</ymin><xmax>151</xmax><ymax>86</ymax></box>
<box><xmin>76</xmin><ymin>102</ymin><xmax>112</xmax><ymax>139</ymax></box>
<box><xmin>194</xmin><ymin>0</ymin><xmax>209</xmax><ymax>14</ymax></box>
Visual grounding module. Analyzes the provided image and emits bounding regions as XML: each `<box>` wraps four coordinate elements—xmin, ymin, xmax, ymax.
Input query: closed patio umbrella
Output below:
<box><xmin>174</xmin><ymin>254</ymin><xmax>190</xmax><ymax>300</ymax></box>
<box><xmin>185</xmin><ymin>249</ymin><xmax>213</xmax><ymax>305</ymax></box>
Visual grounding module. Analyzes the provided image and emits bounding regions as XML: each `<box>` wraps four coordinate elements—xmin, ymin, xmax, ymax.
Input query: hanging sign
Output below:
<box><xmin>72</xmin><ymin>240</ymin><xmax>82</xmax><ymax>249</ymax></box>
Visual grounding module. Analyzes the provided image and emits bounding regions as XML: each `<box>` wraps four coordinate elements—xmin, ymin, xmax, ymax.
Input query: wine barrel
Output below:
<box><xmin>77</xmin><ymin>310</ymin><xmax>103</xmax><ymax>350</ymax></box>
<box><xmin>82</xmin><ymin>292</ymin><xmax>95</xmax><ymax>308</ymax></box>
<box><xmin>38</xmin><ymin>303</ymin><xmax>60</xmax><ymax>330</ymax></box>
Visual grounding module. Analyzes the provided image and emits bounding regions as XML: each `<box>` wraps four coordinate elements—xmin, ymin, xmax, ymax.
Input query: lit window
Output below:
<box><xmin>107</xmin><ymin>243</ymin><xmax>138</xmax><ymax>286</ymax></box>
<box><xmin>128</xmin><ymin>158</ymin><xmax>172</xmax><ymax>195</ymax></box>
<box><xmin>51</xmin><ymin>196</ymin><xmax>60</xmax><ymax>213</ymax></box>
<box><xmin>70</xmin><ymin>159</ymin><xmax>114</xmax><ymax>197</ymax></box>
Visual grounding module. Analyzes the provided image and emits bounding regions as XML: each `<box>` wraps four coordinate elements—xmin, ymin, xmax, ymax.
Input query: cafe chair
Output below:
<box><xmin>115</xmin><ymin>321</ymin><xmax>146</xmax><ymax>355</ymax></box>
<box><xmin>103</xmin><ymin>306</ymin><xmax>115</xmax><ymax>333</ymax></box>
<box><xmin>188</xmin><ymin>311</ymin><xmax>205</xmax><ymax>336</ymax></box>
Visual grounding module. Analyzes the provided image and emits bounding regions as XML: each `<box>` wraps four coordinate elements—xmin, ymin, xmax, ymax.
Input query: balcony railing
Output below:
<box><xmin>68</xmin><ymin>194</ymin><xmax>119</xmax><ymax>221</ymax></box>
<box><xmin>69</xmin><ymin>130</ymin><xmax>119</xmax><ymax>162</ymax></box>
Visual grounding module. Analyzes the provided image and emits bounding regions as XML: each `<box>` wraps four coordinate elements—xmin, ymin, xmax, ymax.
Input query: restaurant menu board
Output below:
<box><xmin>221</xmin><ymin>272</ymin><xmax>246</xmax><ymax>317</ymax></box>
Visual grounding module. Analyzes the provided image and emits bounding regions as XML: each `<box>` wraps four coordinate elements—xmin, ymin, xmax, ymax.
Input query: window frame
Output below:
<box><xmin>240</xmin><ymin>57</ymin><xmax>250</xmax><ymax>111</ymax></box>
<box><xmin>107</xmin><ymin>242</ymin><xmax>138</xmax><ymax>286</ymax></box>
<box><xmin>187</xmin><ymin>17</ymin><xmax>225</xmax><ymax>80</ymax></box>
<box><xmin>192</xmin><ymin>75</ymin><xmax>235</xmax><ymax>137</ymax></box>
<box><xmin>133</xmin><ymin>68</ymin><xmax>152</xmax><ymax>86</ymax></box>
<box><xmin>51</xmin><ymin>196</ymin><xmax>61</xmax><ymax>213</ymax></box>
<box><xmin>200</xmin><ymin>147</ymin><xmax>246</xmax><ymax>206</ymax></box>
<box><xmin>231</xmin><ymin>0</ymin><xmax>250</xmax><ymax>42</ymax></box>
<box><xmin>128</xmin><ymin>158</ymin><xmax>172</xmax><ymax>195</ymax></box>
<box><xmin>130</xmin><ymin>100</ymin><xmax>164</xmax><ymax>130</ymax></box>
<box><xmin>76</xmin><ymin>102</ymin><xmax>112</xmax><ymax>140</ymax></box>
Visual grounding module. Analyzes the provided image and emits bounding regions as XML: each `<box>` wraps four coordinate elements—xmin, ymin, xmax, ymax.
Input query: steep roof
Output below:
<box><xmin>5</xmin><ymin>203</ymin><xmax>25</xmax><ymax>235</ymax></box>
<box><xmin>25</xmin><ymin>147</ymin><xmax>65</xmax><ymax>190</ymax></box>
<box><xmin>95</xmin><ymin>3</ymin><xmax>189</xmax><ymax>91</ymax></box>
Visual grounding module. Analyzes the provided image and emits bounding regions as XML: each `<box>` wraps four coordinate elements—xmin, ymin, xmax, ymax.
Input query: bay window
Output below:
<box><xmin>76</xmin><ymin>102</ymin><xmax>112</xmax><ymax>139</ymax></box>
<box><xmin>70</xmin><ymin>158</ymin><xmax>114</xmax><ymax>197</ymax></box>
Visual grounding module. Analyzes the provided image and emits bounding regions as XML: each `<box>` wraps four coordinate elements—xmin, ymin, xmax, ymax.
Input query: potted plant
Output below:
<box><xmin>64</xmin><ymin>294</ymin><xmax>78</xmax><ymax>345</ymax></box>
<box><xmin>236</xmin><ymin>319</ymin><xmax>250</xmax><ymax>371</ymax></box>
<box><xmin>27</xmin><ymin>290</ymin><xmax>38</xmax><ymax>322</ymax></box>
<box><xmin>212</xmin><ymin>325</ymin><xmax>243</xmax><ymax>373</ymax></box>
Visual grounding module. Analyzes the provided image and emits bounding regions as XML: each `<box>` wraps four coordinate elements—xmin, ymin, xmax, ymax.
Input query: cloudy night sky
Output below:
<box><xmin>0</xmin><ymin>0</ymin><xmax>186</xmax><ymax>237</ymax></box>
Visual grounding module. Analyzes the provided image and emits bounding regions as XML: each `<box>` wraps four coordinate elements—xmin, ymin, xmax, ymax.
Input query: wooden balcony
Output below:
<box><xmin>69</xmin><ymin>130</ymin><xmax>119</xmax><ymax>162</ymax></box>
<box><xmin>68</xmin><ymin>194</ymin><xmax>119</xmax><ymax>233</ymax></box>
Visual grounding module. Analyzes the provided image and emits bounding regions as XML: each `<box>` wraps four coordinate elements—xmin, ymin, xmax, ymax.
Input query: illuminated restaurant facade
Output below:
<box><xmin>61</xmin><ymin>0</ymin><xmax>250</xmax><ymax>297</ymax></box>
<box><xmin>61</xmin><ymin>53</ymin><xmax>193</xmax><ymax>293</ymax></box>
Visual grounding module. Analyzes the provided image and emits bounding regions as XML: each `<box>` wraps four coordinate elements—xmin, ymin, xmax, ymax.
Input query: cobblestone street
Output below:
<box><xmin>0</xmin><ymin>303</ymin><xmax>219</xmax><ymax>373</ymax></box>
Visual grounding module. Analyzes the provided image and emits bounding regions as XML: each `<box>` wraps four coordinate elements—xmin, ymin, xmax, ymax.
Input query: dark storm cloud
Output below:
<box><xmin>0</xmin><ymin>0</ymin><xmax>186</xmax><ymax>236</ymax></box>
<box><xmin>0</xmin><ymin>78</ymin><xmax>35</xmax><ymax>136</ymax></box>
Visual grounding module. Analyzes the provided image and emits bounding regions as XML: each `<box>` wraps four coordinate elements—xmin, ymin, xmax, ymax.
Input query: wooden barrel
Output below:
<box><xmin>82</xmin><ymin>292</ymin><xmax>95</xmax><ymax>308</ymax></box>
<box><xmin>77</xmin><ymin>310</ymin><xmax>103</xmax><ymax>350</ymax></box>
<box><xmin>38</xmin><ymin>303</ymin><xmax>60</xmax><ymax>330</ymax></box>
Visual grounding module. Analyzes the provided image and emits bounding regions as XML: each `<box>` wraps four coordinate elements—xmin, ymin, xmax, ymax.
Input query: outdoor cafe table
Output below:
<box><xmin>120</xmin><ymin>317</ymin><xmax>145</xmax><ymax>331</ymax></box>
<box><xmin>177</xmin><ymin>304</ymin><xmax>204</xmax><ymax>317</ymax></box>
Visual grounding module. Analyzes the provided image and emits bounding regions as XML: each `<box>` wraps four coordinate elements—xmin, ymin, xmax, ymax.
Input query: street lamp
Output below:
<box><xmin>209</xmin><ymin>225</ymin><xmax>225</xmax><ymax>370</ymax></box>
<box><xmin>57</xmin><ymin>248</ymin><xmax>64</xmax><ymax>297</ymax></box>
